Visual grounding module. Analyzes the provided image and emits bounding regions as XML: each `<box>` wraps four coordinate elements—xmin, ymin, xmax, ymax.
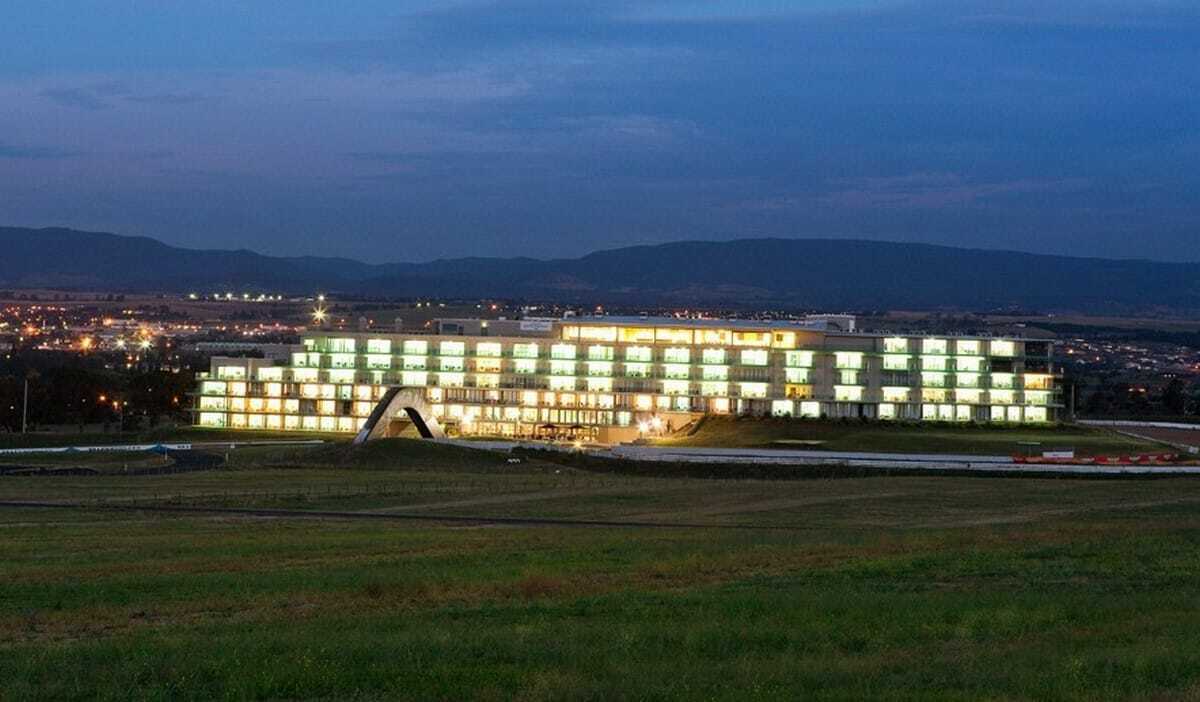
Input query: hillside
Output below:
<box><xmin>1</xmin><ymin>226</ymin><xmax>1197</xmax><ymax>314</ymax></box>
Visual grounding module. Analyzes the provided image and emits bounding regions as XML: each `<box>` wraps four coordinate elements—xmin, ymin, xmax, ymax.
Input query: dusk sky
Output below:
<box><xmin>1</xmin><ymin>1</ymin><xmax>1197</xmax><ymax>262</ymax></box>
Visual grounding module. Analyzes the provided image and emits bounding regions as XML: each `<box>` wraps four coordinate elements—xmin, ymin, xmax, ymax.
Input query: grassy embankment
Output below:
<box><xmin>661</xmin><ymin>416</ymin><xmax>1165</xmax><ymax>456</ymax></box>
<box><xmin>2</xmin><ymin>438</ymin><xmax>1200</xmax><ymax>699</ymax></box>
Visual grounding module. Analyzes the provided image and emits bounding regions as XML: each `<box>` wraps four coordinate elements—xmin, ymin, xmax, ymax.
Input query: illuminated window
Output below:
<box><xmin>403</xmin><ymin>339</ymin><xmax>427</xmax><ymax>355</ymax></box>
<box><xmin>741</xmin><ymin>349</ymin><xmax>769</xmax><ymax>366</ymax></box>
<box><xmin>550</xmin><ymin>343</ymin><xmax>576</xmax><ymax>360</ymax></box>
<box><xmin>514</xmin><ymin>358</ymin><xmax>537</xmax><ymax>374</ymax></box>
<box><xmin>578</xmin><ymin>326</ymin><xmax>617</xmax><ymax>342</ymax></box>
<box><xmin>328</xmin><ymin>338</ymin><xmax>356</xmax><ymax>353</ymax></box>
<box><xmin>662</xmin><ymin>380</ymin><xmax>690</xmax><ymax>395</ymax></box>
<box><xmin>586</xmin><ymin>377</ymin><xmax>612</xmax><ymax>392</ymax></box>
<box><xmin>1023</xmin><ymin>374</ymin><xmax>1053</xmax><ymax>390</ymax></box>
<box><xmin>365</xmin><ymin>354</ymin><xmax>390</xmax><ymax>369</ymax></box>
<box><xmin>1025</xmin><ymin>390</ymin><xmax>1050</xmax><ymax>405</ymax></box>
<box><xmin>702</xmin><ymin>348</ymin><xmax>725</xmax><ymax>364</ymax></box>
<box><xmin>476</xmin><ymin>342</ymin><xmax>502</xmax><ymax>357</ymax></box>
<box><xmin>834</xmin><ymin>352</ymin><xmax>863</xmax><ymax>369</ymax></box>
<box><xmin>990</xmin><ymin>340</ymin><xmax>1016</xmax><ymax>357</ymax></box>
<box><xmin>709</xmin><ymin>397</ymin><xmax>730</xmax><ymax>413</ymax></box>
<box><xmin>733</xmin><ymin>331</ymin><xmax>771</xmax><ymax>347</ymax></box>
<box><xmin>512</xmin><ymin>343</ymin><xmax>539</xmax><ymax>359</ymax></box>
<box><xmin>292</xmin><ymin>368</ymin><xmax>318</xmax><ymax>382</ymax></box>
<box><xmin>257</xmin><ymin>367</ymin><xmax>283</xmax><ymax>382</ymax></box>
<box><xmin>440</xmin><ymin>357</ymin><xmax>465</xmax><ymax>372</ymax></box>
<box><xmin>882</xmin><ymin>387</ymin><xmax>909</xmax><ymax>403</ymax></box>
<box><xmin>883</xmin><ymin>337</ymin><xmax>909</xmax><ymax>353</ymax></box>
<box><xmin>784</xmin><ymin>350</ymin><xmax>814</xmax><ymax>367</ymax></box>
<box><xmin>922</xmin><ymin>388</ymin><xmax>947</xmax><ymax>403</ymax></box>
<box><xmin>956</xmin><ymin>339</ymin><xmax>980</xmax><ymax>356</ymax></box>
<box><xmin>739</xmin><ymin>382</ymin><xmax>768</xmax><ymax>398</ymax></box>
<box><xmin>200</xmin><ymin>381</ymin><xmax>226</xmax><ymax>395</ymax></box>
<box><xmin>878</xmin><ymin>403</ymin><xmax>896</xmax><ymax>419</ymax></box>
<box><xmin>991</xmin><ymin>373</ymin><xmax>1015</xmax><ymax>389</ymax></box>
<box><xmin>366</xmin><ymin>338</ymin><xmax>391</xmax><ymax>354</ymax></box>
<box><xmin>883</xmin><ymin>354</ymin><xmax>909</xmax><ymax>371</ymax></box>
<box><xmin>217</xmin><ymin>366</ymin><xmax>246</xmax><ymax>380</ymax></box>
<box><xmin>199</xmin><ymin>412</ymin><xmax>226</xmax><ymax>427</ymax></box>
<box><xmin>799</xmin><ymin>401</ymin><xmax>821</xmax><ymax>418</ymax></box>
<box><xmin>550</xmin><ymin>360</ymin><xmax>575</xmax><ymax>376</ymax></box>
<box><xmin>956</xmin><ymin>356</ymin><xmax>984</xmax><ymax>372</ymax></box>
<box><xmin>922</xmin><ymin>355</ymin><xmax>948</xmax><ymax>371</ymax></box>
<box><xmin>955</xmin><ymin>389</ymin><xmax>981</xmax><ymax>404</ymax></box>
<box><xmin>635</xmin><ymin>394</ymin><xmax>654</xmax><ymax>411</ymax></box>
<box><xmin>663</xmin><ymin>347</ymin><xmax>690</xmax><ymax>363</ymax></box>
<box><xmin>586</xmin><ymin>361</ymin><xmax>612</xmax><ymax>376</ymax></box>
<box><xmin>772</xmin><ymin>332</ymin><xmax>796</xmax><ymax>349</ymax></box>
<box><xmin>703</xmin><ymin>365</ymin><xmax>729</xmax><ymax>381</ymax></box>
<box><xmin>782</xmin><ymin>370</ymin><xmax>810</xmax><ymax>386</ymax></box>
<box><xmin>476</xmin><ymin>374</ymin><xmax>500</xmax><ymax>389</ymax></box>
<box><xmin>521</xmin><ymin>391</ymin><xmax>539</xmax><ymax>406</ymax></box>
<box><xmin>624</xmin><ymin>362</ymin><xmax>651</xmax><ymax>378</ymax></box>
<box><xmin>838</xmin><ymin>370</ymin><xmax>859</xmax><ymax>385</ymax></box>
<box><xmin>655</xmin><ymin>328</ymin><xmax>693</xmax><ymax>344</ymax></box>
<box><xmin>699</xmin><ymin>329</ymin><xmax>731</xmax><ymax>345</ymax></box>
<box><xmin>625</xmin><ymin>346</ymin><xmax>653</xmax><ymax>362</ymax></box>
<box><xmin>771</xmin><ymin>400</ymin><xmax>794</xmax><ymax>416</ymax></box>
<box><xmin>401</xmin><ymin>371</ymin><xmax>427</xmax><ymax>386</ymax></box>
<box><xmin>921</xmin><ymin>338</ymin><xmax>947</xmax><ymax>354</ymax></box>
<box><xmin>664</xmin><ymin>364</ymin><xmax>690</xmax><ymax>379</ymax></box>
<box><xmin>440</xmin><ymin>341</ymin><xmax>465</xmax><ymax>357</ymax></box>
<box><xmin>955</xmin><ymin>405</ymin><xmax>972</xmax><ymax>422</ymax></box>
<box><xmin>956</xmin><ymin>372</ymin><xmax>980</xmax><ymax>388</ymax></box>
<box><xmin>835</xmin><ymin>386</ymin><xmax>863</xmax><ymax>401</ymax></box>
<box><xmin>438</xmin><ymin>372</ymin><xmax>464</xmax><ymax>388</ymax></box>
<box><xmin>620</xmin><ymin>327</ymin><xmax>655</xmax><ymax>343</ymax></box>
<box><xmin>921</xmin><ymin>372</ymin><xmax>946</xmax><ymax>387</ymax></box>
<box><xmin>1025</xmin><ymin>406</ymin><xmax>1048</xmax><ymax>422</ymax></box>
<box><xmin>475</xmin><ymin>357</ymin><xmax>502</xmax><ymax>373</ymax></box>
<box><xmin>588</xmin><ymin>345</ymin><xmax>614</xmax><ymax>361</ymax></box>
<box><xmin>328</xmin><ymin>369</ymin><xmax>355</xmax><ymax>384</ymax></box>
<box><xmin>990</xmin><ymin>389</ymin><xmax>1014</xmax><ymax>404</ymax></box>
<box><xmin>701</xmin><ymin>381</ymin><xmax>728</xmax><ymax>397</ymax></box>
<box><xmin>402</xmin><ymin>355</ymin><xmax>426</xmax><ymax>370</ymax></box>
<box><xmin>549</xmin><ymin>376</ymin><xmax>575</xmax><ymax>391</ymax></box>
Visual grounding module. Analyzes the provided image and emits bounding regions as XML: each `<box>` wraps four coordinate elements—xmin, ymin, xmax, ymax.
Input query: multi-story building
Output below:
<box><xmin>194</xmin><ymin>316</ymin><xmax>1061</xmax><ymax>442</ymax></box>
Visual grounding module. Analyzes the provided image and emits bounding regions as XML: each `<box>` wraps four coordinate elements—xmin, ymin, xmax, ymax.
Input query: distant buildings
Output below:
<box><xmin>196</xmin><ymin>315</ymin><xmax>1061</xmax><ymax>440</ymax></box>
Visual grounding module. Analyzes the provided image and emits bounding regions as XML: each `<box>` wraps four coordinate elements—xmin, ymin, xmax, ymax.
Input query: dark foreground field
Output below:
<box><xmin>3</xmin><ymin>440</ymin><xmax>1200</xmax><ymax>700</ymax></box>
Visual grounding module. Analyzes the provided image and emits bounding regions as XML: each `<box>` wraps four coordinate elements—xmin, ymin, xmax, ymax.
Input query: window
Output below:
<box><xmin>514</xmin><ymin>358</ymin><xmax>537</xmax><ymax>374</ymax></box>
<box><xmin>784</xmin><ymin>368</ymin><xmax>809</xmax><ymax>384</ymax></box>
<box><xmin>625</xmin><ymin>346</ymin><xmax>653</xmax><ymax>362</ymax></box>
<box><xmin>587</xmin><ymin>377</ymin><xmax>612</xmax><ymax>392</ymax></box>
<box><xmin>956</xmin><ymin>356</ymin><xmax>984</xmax><ymax>372</ymax></box>
<box><xmin>366</xmin><ymin>354</ymin><xmax>390</xmax><ymax>370</ymax></box>
<box><xmin>701</xmin><ymin>381</ymin><xmax>728</xmax><ymax>397</ymax></box>
<box><xmin>921</xmin><ymin>355</ymin><xmax>948</xmax><ymax>371</ymax></box>
<box><xmin>956</xmin><ymin>339</ymin><xmax>980</xmax><ymax>355</ymax></box>
<box><xmin>475</xmin><ymin>357</ymin><xmax>501</xmax><ymax>373</ymax></box>
<box><xmin>512</xmin><ymin>343</ymin><xmax>539</xmax><ymax>359</ymax></box>
<box><xmin>216</xmin><ymin>366</ymin><xmax>246</xmax><ymax>380</ymax></box>
<box><xmin>586</xmin><ymin>361</ymin><xmax>613</xmax><ymax>377</ymax></box>
<box><xmin>883</xmin><ymin>337</ymin><xmax>909</xmax><ymax>353</ymax></box>
<box><xmin>402</xmin><ymin>355</ymin><xmax>426</xmax><ymax>371</ymax></box>
<box><xmin>663</xmin><ymin>347</ymin><xmax>690</xmax><ymax>363</ymax></box>
<box><xmin>329</xmin><ymin>338</ymin><xmax>356</xmax><ymax>353</ymax></box>
<box><xmin>664</xmin><ymin>364</ymin><xmax>690</xmax><ymax>379</ymax></box>
<box><xmin>991</xmin><ymin>373</ymin><xmax>1015</xmax><ymax>389</ymax></box>
<box><xmin>476</xmin><ymin>342</ymin><xmax>502</xmax><ymax>357</ymax></box>
<box><xmin>771</xmin><ymin>400</ymin><xmax>794</xmax><ymax>417</ymax></box>
<box><xmin>403</xmin><ymin>339</ymin><xmax>428</xmax><ymax>355</ymax></box>
<box><xmin>702</xmin><ymin>366</ymin><xmax>728</xmax><ymax>381</ymax></box>
<box><xmin>882</xmin><ymin>387</ymin><xmax>909</xmax><ymax>403</ymax></box>
<box><xmin>550</xmin><ymin>343</ymin><xmax>576</xmax><ymax>360</ymax></box>
<box><xmin>1023</xmin><ymin>374</ymin><xmax>1053</xmax><ymax>390</ymax></box>
<box><xmin>921</xmin><ymin>338</ymin><xmax>947</xmax><ymax>354</ymax></box>
<box><xmin>772</xmin><ymin>332</ymin><xmax>796</xmax><ymax>349</ymax></box>
<box><xmin>328</xmin><ymin>369</ymin><xmax>355</xmax><ymax>384</ymax></box>
<box><xmin>733</xmin><ymin>331</ymin><xmax>771</xmax><ymax>347</ymax></box>
<box><xmin>438</xmin><ymin>372</ymin><xmax>464</xmax><ymax>388</ymax></box>
<box><xmin>702</xmin><ymin>348</ymin><xmax>725</xmax><ymax>364</ymax></box>
<box><xmin>838</xmin><ymin>370</ymin><xmax>859</xmax><ymax>385</ymax></box>
<box><xmin>619</xmin><ymin>327</ymin><xmax>655</xmax><ymax>343</ymax></box>
<box><xmin>587</xmin><ymin>345</ymin><xmax>614</xmax><ymax>361</ymax></box>
<box><xmin>401</xmin><ymin>371</ymin><xmax>428</xmax><ymax>386</ymax></box>
<box><xmin>699</xmin><ymin>329</ymin><xmax>731</xmax><ymax>345</ymax></box>
<box><xmin>549</xmin><ymin>376</ymin><xmax>575</xmax><ymax>391</ymax></box>
<box><xmin>475</xmin><ymin>374</ymin><xmax>500</xmax><ymax>389</ymax></box>
<box><xmin>835</xmin><ymin>386</ymin><xmax>863</xmax><ymax>401</ymax></box>
<box><xmin>784</xmin><ymin>350</ymin><xmax>814</xmax><ymax>367</ymax></box>
<box><xmin>956</xmin><ymin>372</ymin><xmax>980</xmax><ymax>388</ymax></box>
<box><xmin>578</xmin><ymin>326</ymin><xmax>617</xmax><ymax>342</ymax></box>
<box><xmin>990</xmin><ymin>340</ymin><xmax>1016</xmax><ymax>357</ymax></box>
<box><xmin>739</xmin><ymin>382</ymin><xmax>768</xmax><ymax>398</ymax></box>
<box><xmin>883</xmin><ymin>354</ymin><xmax>909</xmax><ymax>371</ymax></box>
<box><xmin>439</xmin><ymin>357</ymin><xmax>465</xmax><ymax>372</ymax></box>
<box><xmin>956</xmin><ymin>389</ymin><xmax>981</xmax><ymax>404</ymax></box>
<box><xmin>834</xmin><ymin>352</ymin><xmax>863</xmax><ymax>369</ymax></box>
<box><xmin>922</xmin><ymin>372</ymin><xmax>946</xmax><ymax>387</ymax></box>
<box><xmin>655</xmin><ymin>328</ymin><xmax>693</xmax><ymax>344</ymax></box>
<box><xmin>625</xmin><ymin>362</ymin><xmax>651</xmax><ymax>378</ymax></box>
<box><xmin>366</xmin><ymin>338</ymin><xmax>391</xmax><ymax>354</ymax></box>
<box><xmin>550</xmin><ymin>360</ymin><xmax>575</xmax><ymax>376</ymax></box>
<box><xmin>440</xmin><ymin>340</ymin><xmax>465</xmax><ymax>357</ymax></box>
<box><xmin>257</xmin><ymin>367</ymin><xmax>283</xmax><ymax>381</ymax></box>
<box><xmin>799</xmin><ymin>401</ymin><xmax>821</xmax><ymax>418</ymax></box>
<box><xmin>662</xmin><ymin>380</ymin><xmax>689</xmax><ymax>395</ymax></box>
<box><xmin>878</xmin><ymin>403</ymin><xmax>896</xmax><ymax>419</ymax></box>
<box><xmin>741</xmin><ymin>349</ymin><xmax>769</xmax><ymax>366</ymax></box>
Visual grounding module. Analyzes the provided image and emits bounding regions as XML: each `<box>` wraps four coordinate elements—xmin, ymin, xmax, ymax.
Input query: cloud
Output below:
<box><xmin>40</xmin><ymin>87</ymin><xmax>110</xmax><ymax>110</ymax></box>
<box><xmin>0</xmin><ymin>142</ymin><xmax>83</xmax><ymax>159</ymax></box>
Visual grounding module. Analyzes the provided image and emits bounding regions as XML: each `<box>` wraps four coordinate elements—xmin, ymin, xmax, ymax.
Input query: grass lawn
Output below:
<box><xmin>661</xmin><ymin>416</ymin><xmax>1166</xmax><ymax>456</ymax></box>
<box><xmin>2</xmin><ymin>439</ymin><xmax>1200</xmax><ymax>700</ymax></box>
<box><xmin>0</xmin><ymin>427</ymin><xmax>343</xmax><ymax>450</ymax></box>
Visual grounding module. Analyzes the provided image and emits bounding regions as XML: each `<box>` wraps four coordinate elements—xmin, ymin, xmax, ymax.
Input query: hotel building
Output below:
<box><xmin>194</xmin><ymin>316</ymin><xmax>1060</xmax><ymax>442</ymax></box>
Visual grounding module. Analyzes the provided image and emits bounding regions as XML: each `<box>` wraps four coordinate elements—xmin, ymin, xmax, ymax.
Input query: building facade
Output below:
<box><xmin>195</xmin><ymin>316</ymin><xmax>1061</xmax><ymax>441</ymax></box>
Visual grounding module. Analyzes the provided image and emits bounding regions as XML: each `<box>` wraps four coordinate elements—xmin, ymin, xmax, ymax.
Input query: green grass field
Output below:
<box><xmin>662</xmin><ymin>417</ymin><xmax>1165</xmax><ymax>456</ymax></box>
<box><xmin>3</xmin><ymin>439</ymin><xmax>1200</xmax><ymax>700</ymax></box>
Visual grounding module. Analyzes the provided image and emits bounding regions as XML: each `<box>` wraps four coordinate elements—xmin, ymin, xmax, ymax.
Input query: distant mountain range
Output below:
<box><xmin>1</xmin><ymin>226</ymin><xmax>1198</xmax><ymax>314</ymax></box>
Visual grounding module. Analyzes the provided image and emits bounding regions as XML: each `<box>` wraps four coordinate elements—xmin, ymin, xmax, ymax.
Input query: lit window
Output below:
<box><xmin>440</xmin><ymin>341</ymin><xmax>465</xmax><ymax>357</ymax></box>
<box><xmin>882</xmin><ymin>387</ymin><xmax>909</xmax><ymax>403</ymax></box>
<box><xmin>366</xmin><ymin>338</ymin><xmax>391</xmax><ymax>354</ymax></box>
<box><xmin>990</xmin><ymin>340</ymin><xmax>1016</xmax><ymax>357</ymax></box>
<box><xmin>883</xmin><ymin>337</ymin><xmax>909</xmax><ymax>353</ymax></box>
<box><xmin>883</xmin><ymin>354</ymin><xmax>909</xmax><ymax>371</ymax></box>
<box><xmin>835</xmin><ymin>386</ymin><xmax>863</xmax><ymax>401</ymax></box>
<box><xmin>739</xmin><ymin>382</ymin><xmax>768</xmax><ymax>398</ymax></box>
<box><xmin>512</xmin><ymin>343</ymin><xmax>539</xmax><ymax>359</ymax></box>
<box><xmin>663</xmin><ymin>347</ymin><xmax>690</xmax><ymax>363</ymax></box>
<box><xmin>741</xmin><ymin>349</ymin><xmax>769</xmax><ymax>366</ymax></box>
<box><xmin>834</xmin><ymin>352</ymin><xmax>862</xmax><ymax>369</ymax></box>
<box><xmin>550</xmin><ymin>343</ymin><xmax>577</xmax><ymax>360</ymax></box>
<box><xmin>625</xmin><ymin>346</ymin><xmax>653</xmax><ymax>362</ymax></box>
<box><xmin>956</xmin><ymin>339</ymin><xmax>980</xmax><ymax>355</ymax></box>
<box><xmin>921</xmin><ymin>338</ymin><xmax>948</xmax><ymax>354</ymax></box>
<box><xmin>403</xmin><ymin>339</ymin><xmax>427</xmax><ymax>355</ymax></box>
<box><xmin>771</xmin><ymin>400</ymin><xmax>793</xmax><ymax>417</ymax></box>
<box><xmin>784</xmin><ymin>350</ymin><xmax>814</xmax><ymax>367</ymax></box>
<box><xmin>476</xmin><ymin>342</ymin><xmax>502</xmax><ymax>357</ymax></box>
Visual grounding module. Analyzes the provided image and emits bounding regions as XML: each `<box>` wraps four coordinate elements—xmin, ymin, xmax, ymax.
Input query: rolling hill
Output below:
<box><xmin>1</xmin><ymin>226</ymin><xmax>1197</xmax><ymax>314</ymax></box>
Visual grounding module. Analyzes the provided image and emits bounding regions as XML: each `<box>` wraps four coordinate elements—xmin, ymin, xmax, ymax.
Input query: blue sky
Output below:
<box><xmin>1</xmin><ymin>1</ymin><xmax>1197</xmax><ymax>262</ymax></box>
